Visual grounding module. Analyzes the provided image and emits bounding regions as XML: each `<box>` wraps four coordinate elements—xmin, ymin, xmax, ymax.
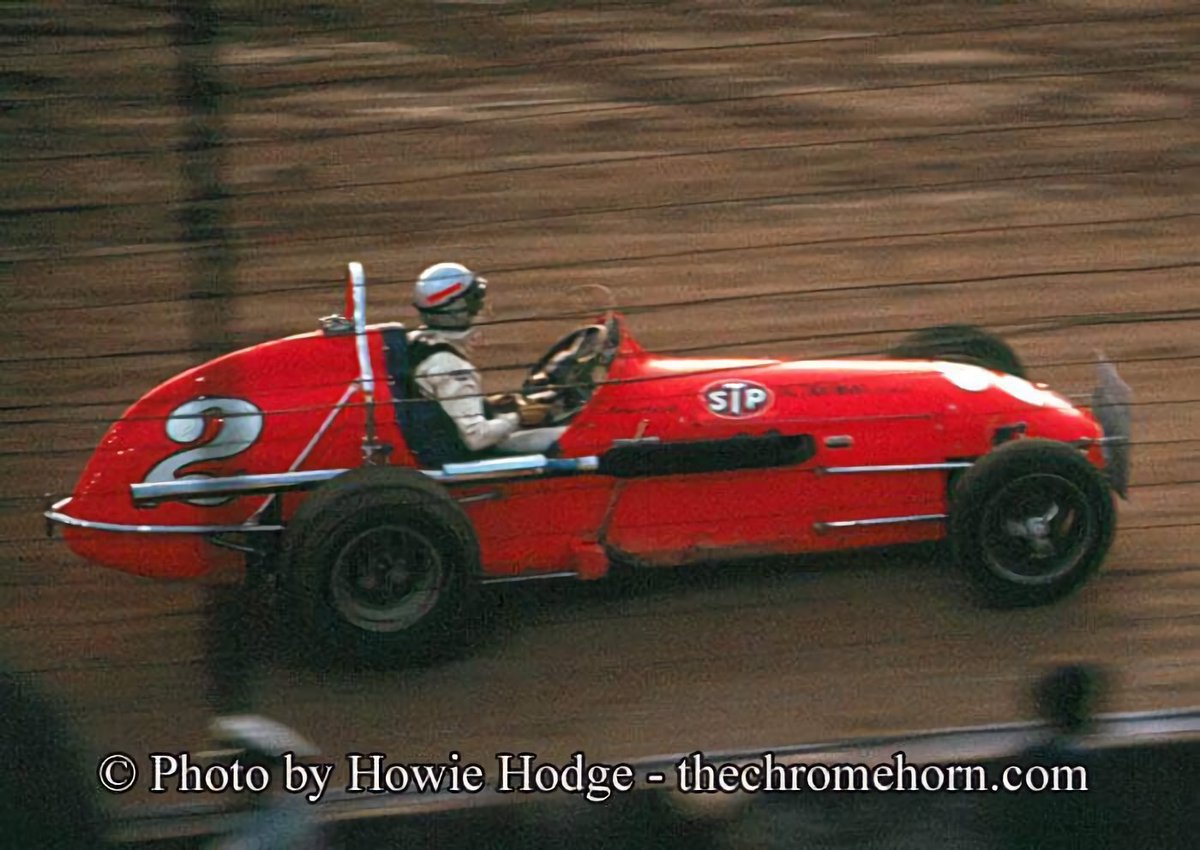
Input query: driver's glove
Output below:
<box><xmin>517</xmin><ymin>402</ymin><xmax>553</xmax><ymax>428</ymax></box>
<box><xmin>486</xmin><ymin>392</ymin><xmax>522</xmax><ymax>415</ymax></box>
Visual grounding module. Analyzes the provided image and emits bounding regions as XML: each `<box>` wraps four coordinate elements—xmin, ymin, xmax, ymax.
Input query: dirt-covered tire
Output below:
<box><xmin>280</xmin><ymin>467</ymin><xmax>480</xmax><ymax>665</ymax></box>
<box><xmin>951</xmin><ymin>439</ymin><xmax>1114</xmax><ymax>608</ymax></box>
<box><xmin>889</xmin><ymin>324</ymin><xmax>1026</xmax><ymax>378</ymax></box>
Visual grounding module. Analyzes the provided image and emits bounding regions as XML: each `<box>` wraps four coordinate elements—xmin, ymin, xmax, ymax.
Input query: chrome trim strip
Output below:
<box><xmin>815</xmin><ymin>513</ymin><xmax>947</xmax><ymax>531</ymax></box>
<box><xmin>44</xmin><ymin>505</ymin><xmax>283</xmax><ymax>535</ymax></box>
<box><xmin>424</xmin><ymin>454</ymin><xmax>600</xmax><ymax>482</ymax></box>
<box><xmin>133</xmin><ymin>469</ymin><xmax>349</xmax><ymax>503</ymax></box>
<box><xmin>427</xmin><ymin>454</ymin><xmax>553</xmax><ymax>482</ymax></box>
<box><xmin>130</xmin><ymin>454</ymin><xmax>605</xmax><ymax>503</ymax></box>
<box><xmin>480</xmin><ymin>571</ymin><xmax>578</xmax><ymax>585</ymax></box>
<box><xmin>292</xmin><ymin>384</ymin><xmax>356</xmax><ymax>471</ymax></box>
<box><xmin>1075</xmin><ymin>435</ymin><xmax>1129</xmax><ymax>447</ymax></box>
<box><xmin>820</xmin><ymin>462</ymin><xmax>973</xmax><ymax>474</ymax></box>
<box><xmin>127</xmin><ymin>457</ymin><xmax>963</xmax><ymax>507</ymax></box>
<box><xmin>456</xmin><ymin>491</ymin><xmax>501</xmax><ymax>505</ymax></box>
<box><xmin>249</xmin><ymin>383</ymin><xmax>356</xmax><ymax>521</ymax></box>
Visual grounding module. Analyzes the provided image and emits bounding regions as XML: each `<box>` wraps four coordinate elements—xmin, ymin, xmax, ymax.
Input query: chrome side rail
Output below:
<box><xmin>131</xmin><ymin>469</ymin><xmax>350</xmax><ymax>504</ymax></box>
<box><xmin>128</xmin><ymin>456</ymin><xmax>958</xmax><ymax>506</ymax></box>
<box><xmin>127</xmin><ymin>454</ymin><xmax>603</xmax><ymax>505</ymax></box>
<box><xmin>45</xmin><ymin>498</ymin><xmax>283</xmax><ymax>535</ymax></box>
<box><xmin>480</xmin><ymin>570</ymin><xmax>579</xmax><ymax>585</ymax></box>
<box><xmin>426</xmin><ymin>454</ymin><xmax>599</xmax><ymax>483</ymax></box>
<box><xmin>814</xmin><ymin>513</ymin><xmax>947</xmax><ymax>532</ymax></box>
<box><xmin>819</xmin><ymin>462</ymin><xmax>973</xmax><ymax>474</ymax></box>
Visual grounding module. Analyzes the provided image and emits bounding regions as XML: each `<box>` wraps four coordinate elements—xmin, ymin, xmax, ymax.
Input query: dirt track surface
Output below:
<box><xmin>2</xmin><ymin>0</ymin><xmax>1198</xmax><ymax>814</ymax></box>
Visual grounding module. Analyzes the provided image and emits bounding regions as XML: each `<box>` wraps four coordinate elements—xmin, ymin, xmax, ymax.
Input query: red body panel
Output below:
<box><xmin>63</xmin><ymin>329</ymin><xmax>405</xmax><ymax>577</ymax></box>
<box><xmin>57</xmin><ymin>315</ymin><xmax>1105</xmax><ymax>581</ymax></box>
<box><xmin>458</xmin><ymin>478</ymin><xmax>614</xmax><ymax>576</ymax></box>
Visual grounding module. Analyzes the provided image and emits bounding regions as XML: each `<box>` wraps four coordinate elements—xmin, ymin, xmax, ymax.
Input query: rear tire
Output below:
<box><xmin>890</xmin><ymin>325</ymin><xmax>1026</xmax><ymax>378</ymax></box>
<box><xmin>951</xmin><ymin>440</ymin><xmax>1114</xmax><ymax>607</ymax></box>
<box><xmin>281</xmin><ymin>467</ymin><xmax>479</xmax><ymax>665</ymax></box>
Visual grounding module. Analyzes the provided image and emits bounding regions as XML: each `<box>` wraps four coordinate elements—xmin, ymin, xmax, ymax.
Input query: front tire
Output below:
<box><xmin>281</xmin><ymin>467</ymin><xmax>479</xmax><ymax>665</ymax></box>
<box><xmin>951</xmin><ymin>439</ymin><xmax>1114</xmax><ymax>607</ymax></box>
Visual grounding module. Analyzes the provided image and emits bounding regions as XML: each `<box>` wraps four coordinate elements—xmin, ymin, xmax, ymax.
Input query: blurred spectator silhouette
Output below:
<box><xmin>992</xmin><ymin>663</ymin><xmax>1119</xmax><ymax>850</ymax></box>
<box><xmin>203</xmin><ymin>714</ymin><xmax>325</xmax><ymax>850</ymax></box>
<box><xmin>0</xmin><ymin>666</ymin><xmax>106</xmax><ymax>849</ymax></box>
<box><xmin>203</xmin><ymin>582</ymin><xmax>326</xmax><ymax>848</ymax></box>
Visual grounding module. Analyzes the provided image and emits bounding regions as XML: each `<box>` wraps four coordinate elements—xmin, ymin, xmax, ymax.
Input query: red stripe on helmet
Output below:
<box><xmin>426</xmin><ymin>281</ymin><xmax>466</xmax><ymax>305</ymax></box>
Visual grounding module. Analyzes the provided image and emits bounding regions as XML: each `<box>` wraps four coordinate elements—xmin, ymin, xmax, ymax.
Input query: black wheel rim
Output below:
<box><xmin>979</xmin><ymin>473</ymin><xmax>1096</xmax><ymax>585</ymax></box>
<box><xmin>329</xmin><ymin>525</ymin><xmax>445</xmax><ymax>632</ymax></box>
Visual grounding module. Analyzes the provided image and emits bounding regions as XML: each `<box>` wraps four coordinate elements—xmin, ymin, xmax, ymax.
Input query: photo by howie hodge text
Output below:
<box><xmin>99</xmin><ymin>750</ymin><xmax>1092</xmax><ymax>804</ymax></box>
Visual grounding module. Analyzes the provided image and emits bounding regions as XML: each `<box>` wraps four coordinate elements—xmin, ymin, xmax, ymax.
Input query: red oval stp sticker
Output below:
<box><xmin>702</xmin><ymin>380</ymin><xmax>773</xmax><ymax>418</ymax></box>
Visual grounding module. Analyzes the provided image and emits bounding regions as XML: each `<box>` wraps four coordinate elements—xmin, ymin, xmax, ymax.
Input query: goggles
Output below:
<box><xmin>462</xmin><ymin>275</ymin><xmax>487</xmax><ymax>315</ymax></box>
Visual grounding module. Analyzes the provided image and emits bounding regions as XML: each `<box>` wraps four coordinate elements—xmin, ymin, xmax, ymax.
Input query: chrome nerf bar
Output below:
<box><xmin>129</xmin><ymin>454</ymin><xmax>602</xmax><ymax>505</ymax></box>
<box><xmin>131</xmin><ymin>469</ymin><xmax>350</xmax><ymax>503</ymax></box>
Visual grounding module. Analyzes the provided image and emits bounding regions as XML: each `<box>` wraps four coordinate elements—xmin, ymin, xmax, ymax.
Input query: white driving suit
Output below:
<box><xmin>408</xmin><ymin>329</ymin><xmax>564</xmax><ymax>454</ymax></box>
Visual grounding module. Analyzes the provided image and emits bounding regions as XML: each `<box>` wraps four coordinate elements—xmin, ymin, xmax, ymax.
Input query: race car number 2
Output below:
<box><xmin>141</xmin><ymin>397</ymin><xmax>264</xmax><ymax>506</ymax></box>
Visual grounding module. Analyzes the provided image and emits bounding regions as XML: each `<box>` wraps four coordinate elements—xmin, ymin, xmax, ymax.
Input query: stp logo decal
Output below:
<box><xmin>702</xmin><ymin>380</ymin><xmax>773</xmax><ymax>418</ymax></box>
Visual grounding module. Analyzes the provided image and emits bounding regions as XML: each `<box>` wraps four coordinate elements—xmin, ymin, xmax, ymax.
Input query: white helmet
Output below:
<box><xmin>414</xmin><ymin>262</ymin><xmax>488</xmax><ymax>330</ymax></box>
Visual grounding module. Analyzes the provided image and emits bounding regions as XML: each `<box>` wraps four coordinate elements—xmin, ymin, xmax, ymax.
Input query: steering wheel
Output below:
<box><xmin>521</xmin><ymin>323</ymin><xmax>613</xmax><ymax>423</ymax></box>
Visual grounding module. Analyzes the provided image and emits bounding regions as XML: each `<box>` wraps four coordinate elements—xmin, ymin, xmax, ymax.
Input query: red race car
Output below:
<box><xmin>46</xmin><ymin>263</ymin><xmax>1132</xmax><ymax>662</ymax></box>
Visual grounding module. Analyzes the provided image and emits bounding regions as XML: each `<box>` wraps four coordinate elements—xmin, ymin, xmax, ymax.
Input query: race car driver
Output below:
<box><xmin>407</xmin><ymin>262</ymin><xmax>564</xmax><ymax>455</ymax></box>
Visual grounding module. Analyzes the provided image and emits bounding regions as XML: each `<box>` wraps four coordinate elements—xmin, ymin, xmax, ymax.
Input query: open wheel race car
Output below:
<box><xmin>46</xmin><ymin>263</ymin><xmax>1132</xmax><ymax>662</ymax></box>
